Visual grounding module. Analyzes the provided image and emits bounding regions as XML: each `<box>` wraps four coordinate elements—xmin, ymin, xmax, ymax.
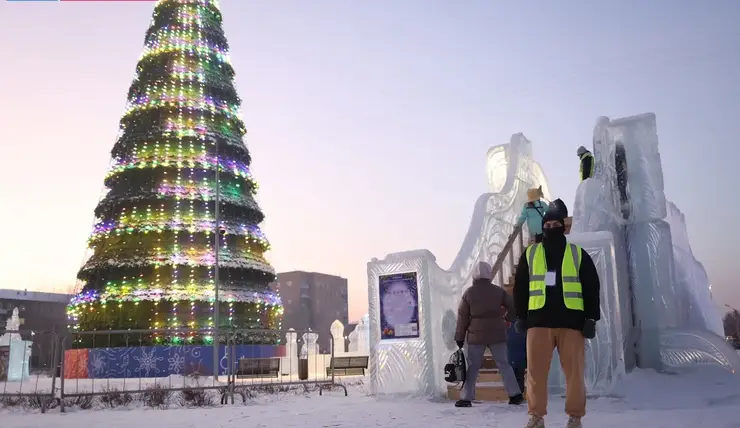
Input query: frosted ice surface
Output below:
<box><xmin>549</xmin><ymin>231</ymin><xmax>626</xmax><ymax>394</ymax></box>
<box><xmin>665</xmin><ymin>202</ymin><xmax>724</xmax><ymax>337</ymax></box>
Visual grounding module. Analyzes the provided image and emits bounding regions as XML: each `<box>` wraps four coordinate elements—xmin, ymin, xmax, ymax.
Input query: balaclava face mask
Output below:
<box><xmin>542</xmin><ymin>210</ymin><xmax>566</xmax><ymax>241</ymax></box>
<box><xmin>543</xmin><ymin>224</ymin><xmax>565</xmax><ymax>240</ymax></box>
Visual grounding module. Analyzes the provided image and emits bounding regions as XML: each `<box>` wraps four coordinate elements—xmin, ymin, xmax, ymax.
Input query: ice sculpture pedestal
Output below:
<box><xmin>367</xmin><ymin>251</ymin><xmax>438</xmax><ymax>396</ymax></box>
<box><xmin>0</xmin><ymin>339</ymin><xmax>32</xmax><ymax>381</ymax></box>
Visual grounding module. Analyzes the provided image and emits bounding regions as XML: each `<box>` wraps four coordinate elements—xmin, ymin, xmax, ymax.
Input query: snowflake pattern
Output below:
<box><xmin>90</xmin><ymin>352</ymin><xmax>107</xmax><ymax>377</ymax></box>
<box><xmin>134</xmin><ymin>348</ymin><xmax>164</xmax><ymax>376</ymax></box>
<box><xmin>121</xmin><ymin>355</ymin><xmax>131</xmax><ymax>377</ymax></box>
<box><xmin>168</xmin><ymin>353</ymin><xmax>185</xmax><ymax>374</ymax></box>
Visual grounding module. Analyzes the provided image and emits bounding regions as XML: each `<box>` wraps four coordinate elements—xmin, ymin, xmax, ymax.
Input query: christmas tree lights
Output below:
<box><xmin>70</xmin><ymin>0</ymin><xmax>282</xmax><ymax>345</ymax></box>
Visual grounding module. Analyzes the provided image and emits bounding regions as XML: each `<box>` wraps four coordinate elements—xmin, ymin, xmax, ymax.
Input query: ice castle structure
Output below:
<box><xmin>366</xmin><ymin>114</ymin><xmax>740</xmax><ymax>398</ymax></box>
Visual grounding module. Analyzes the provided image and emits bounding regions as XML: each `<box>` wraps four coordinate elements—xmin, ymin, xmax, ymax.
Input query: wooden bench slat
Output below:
<box><xmin>237</xmin><ymin>357</ymin><xmax>281</xmax><ymax>379</ymax></box>
<box><xmin>327</xmin><ymin>356</ymin><xmax>369</xmax><ymax>377</ymax></box>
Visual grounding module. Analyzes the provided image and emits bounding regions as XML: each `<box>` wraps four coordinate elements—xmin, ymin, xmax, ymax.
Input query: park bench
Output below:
<box><xmin>326</xmin><ymin>355</ymin><xmax>369</xmax><ymax>376</ymax></box>
<box><xmin>236</xmin><ymin>357</ymin><xmax>280</xmax><ymax>379</ymax></box>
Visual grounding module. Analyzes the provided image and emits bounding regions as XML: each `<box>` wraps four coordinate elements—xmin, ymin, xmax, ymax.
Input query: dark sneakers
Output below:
<box><xmin>509</xmin><ymin>394</ymin><xmax>525</xmax><ymax>405</ymax></box>
<box><xmin>455</xmin><ymin>399</ymin><xmax>472</xmax><ymax>407</ymax></box>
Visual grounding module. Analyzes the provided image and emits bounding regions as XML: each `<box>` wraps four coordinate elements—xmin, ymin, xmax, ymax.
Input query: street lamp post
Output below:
<box><xmin>213</xmin><ymin>147</ymin><xmax>221</xmax><ymax>378</ymax></box>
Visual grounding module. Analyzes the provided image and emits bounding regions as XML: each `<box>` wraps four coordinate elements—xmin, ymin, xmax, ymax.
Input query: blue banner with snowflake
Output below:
<box><xmin>84</xmin><ymin>344</ymin><xmax>284</xmax><ymax>378</ymax></box>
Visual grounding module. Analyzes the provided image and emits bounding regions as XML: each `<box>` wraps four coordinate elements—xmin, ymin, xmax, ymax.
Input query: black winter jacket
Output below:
<box><xmin>513</xmin><ymin>237</ymin><xmax>601</xmax><ymax>331</ymax></box>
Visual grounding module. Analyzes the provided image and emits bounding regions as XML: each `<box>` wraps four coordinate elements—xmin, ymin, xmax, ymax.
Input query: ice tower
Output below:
<box><xmin>573</xmin><ymin>113</ymin><xmax>738</xmax><ymax>373</ymax></box>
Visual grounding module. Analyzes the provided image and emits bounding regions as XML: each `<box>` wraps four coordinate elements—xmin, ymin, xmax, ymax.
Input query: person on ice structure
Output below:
<box><xmin>516</xmin><ymin>187</ymin><xmax>549</xmax><ymax>243</ymax></box>
<box><xmin>513</xmin><ymin>209</ymin><xmax>601</xmax><ymax>428</ymax></box>
<box><xmin>454</xmin><ymin>261</ymin><xmax>524</xmax><ymax>408</ymax></box>
<box><xmin>577</xmin><ymin>146</ymin><xmax>595</xmax><ymax>181</ymax></box>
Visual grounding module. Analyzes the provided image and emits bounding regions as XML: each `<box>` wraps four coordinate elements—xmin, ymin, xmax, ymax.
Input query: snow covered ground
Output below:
<box><xmin>4</xmin><ymin>367</ymin><xmax>740</xmax><ymax>427</ymax></box>
<box><xmin>2</xmin><ymin>373</ymin><xmax>337</xmax><ymax>395</ymax></box>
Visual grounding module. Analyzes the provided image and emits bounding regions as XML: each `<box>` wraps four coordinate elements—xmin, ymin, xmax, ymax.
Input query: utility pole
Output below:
<box><xmin>213</xmin><ymin>145</ymin><xmax>221</xmax><ymax>379</ymax></box>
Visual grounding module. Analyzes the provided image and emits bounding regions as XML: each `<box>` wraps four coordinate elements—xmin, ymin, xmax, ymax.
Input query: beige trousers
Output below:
<box><xmin>526</xmin><ymin>327</ymin><xmax>586</xmax><ymax>417</ymax></box>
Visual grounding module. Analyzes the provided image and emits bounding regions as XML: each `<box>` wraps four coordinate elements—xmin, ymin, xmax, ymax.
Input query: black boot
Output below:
<box><xmin>508</xmin><ymin>393</ymin><xmax>524</xmax><ymax>405</ymax></box>
<box><xmin>455</xmin><ymin>399</ymin><xmax>472</xmax><ymax>407</ymax></box>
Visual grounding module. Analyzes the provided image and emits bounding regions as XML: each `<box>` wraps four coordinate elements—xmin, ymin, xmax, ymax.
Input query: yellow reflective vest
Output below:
<box><xmin>526</xmin><ymin>243</ymin><xmax>584</xmax><ymax>311</ymax></box>
<box><xmin>579</xmin><ymin>152</ymin><xmax>595</xmax><ymax>181</ymax></box>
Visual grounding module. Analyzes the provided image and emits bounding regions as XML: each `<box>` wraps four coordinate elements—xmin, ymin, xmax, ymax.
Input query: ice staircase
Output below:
<box><xmin>447</xmin><ymin>218</ymin><xmax>573</xmax><ymax>402</ymax></box>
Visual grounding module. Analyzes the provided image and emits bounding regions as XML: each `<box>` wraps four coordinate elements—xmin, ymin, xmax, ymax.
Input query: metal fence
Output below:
<box><xmin>0</xmin><ymin>329</ymin><xmax>61</xmax><ymax>412</ymax></box>
<box><xmin>0</xmin><ymin>327</ymin><xmax>354</xmax><ymax>413</ymax></box>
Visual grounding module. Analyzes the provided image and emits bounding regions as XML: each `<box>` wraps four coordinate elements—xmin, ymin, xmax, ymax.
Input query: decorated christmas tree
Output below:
<box><xmin>68</xmin><ymin>0</ymin><xmax>282</xmax><ymax>345</ymax></box>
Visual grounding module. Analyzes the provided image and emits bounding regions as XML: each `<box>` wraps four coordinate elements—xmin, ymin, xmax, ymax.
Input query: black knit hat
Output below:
<box><xmin>542</xmin><ymin>209</ymin><xmax>565</xmax><ymax>228</ymax></box>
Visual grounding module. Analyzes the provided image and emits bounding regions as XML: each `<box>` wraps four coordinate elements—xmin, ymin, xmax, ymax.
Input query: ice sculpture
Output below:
<box><xmin>367</xmin><ymin>133</ymin><xmax>550</xmax><ymax>397</ymax></box>
<box><xmin>351</xmin><ymin>315</ymin><xmax>370</xmax><ymax>355</ymax></box>
<box><xmin>573</xmin><ymin>113</ymin><xmax>740</xmax><ymax>374</ymax></box>
<box><xmin>330</xmin><ymin>320</ymin><xmax>345</xmax><ymax>355</ymax></box>
<box><xmin>0</xmin><ymin>308</ymin><xmax>32</xmax><ymax>381</ymax></box>
<box><xmin>281</xmin><ymin>329</ymin><xmax>298</xmax><ymax>376</ymax></box>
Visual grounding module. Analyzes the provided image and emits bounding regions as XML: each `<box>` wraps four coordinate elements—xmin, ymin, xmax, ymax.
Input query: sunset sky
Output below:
<box><xmin>0</xmin><ymin>0</ymin><xmax>738</xmax><ymax>321</ymax></box>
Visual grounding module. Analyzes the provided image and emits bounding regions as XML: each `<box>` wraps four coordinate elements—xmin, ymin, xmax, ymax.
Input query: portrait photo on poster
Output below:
<box><xmin>378</xmin><ymin>271</ymin><xmax>420</xmax><ymax>340</ymax></box>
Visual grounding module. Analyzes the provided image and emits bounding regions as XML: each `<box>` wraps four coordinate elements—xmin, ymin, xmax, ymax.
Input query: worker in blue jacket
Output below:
<box><xmin>516</xmin><ymin>188</ymin><xmax>548</xmax><ymax>243</ymax></box>
<box><xmin>507</xmin><ymin>322</ymin><xmax>526</xmax><ymax>393</ymax></box>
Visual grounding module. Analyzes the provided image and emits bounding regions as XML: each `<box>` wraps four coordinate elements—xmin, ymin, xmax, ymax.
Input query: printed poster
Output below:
<box><xmin>378</xmin><ymin>272</ymin><xmax>420</xmax><ymax>340</ymax></box>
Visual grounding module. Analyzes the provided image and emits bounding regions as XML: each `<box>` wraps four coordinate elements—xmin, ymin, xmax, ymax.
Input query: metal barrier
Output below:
<box><xmin>55</xmin><ymin>328</ymin><xmax>347</xmax><ymax>412</ymax></box>
<box><xmin>228</xmin><ymin>328</ymin><xmax>347</xmax><ymax>401</ymax></box>
<box><xmin>0</xmin><ymin>329</ymin><xmax>62</xmax><ymax>413</ymax></box>
<box><xmin>0</xmin><ymin>327</ymin><xmax>355</xmax><ymax>413</ymax></box>
<box><xmin>59</xmin><ymin>328</ymin><xmax>234</xmax><ymax>412</ymax></box>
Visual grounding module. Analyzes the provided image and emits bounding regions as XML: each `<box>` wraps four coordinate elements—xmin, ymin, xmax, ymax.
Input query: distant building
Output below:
<box><xmin>270</xmin><ymin>271</ymin><xmax>348</xmax><ymax>353</ymax></box>
<box><xmin>0</xmin><ymin>289</ymin><xmax>71</xmax><ymax>371</ymax></box>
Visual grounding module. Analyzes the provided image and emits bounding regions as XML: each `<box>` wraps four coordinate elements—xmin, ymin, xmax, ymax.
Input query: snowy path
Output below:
<box><xmin>4</xmin><ymin>368</ymin><xmax>740</xmax><ymax>427</ymax></box>
<box><xmin>3</xmin><ymin>394</ymin><xmax>738</xmax><ymax>428</ymax></box>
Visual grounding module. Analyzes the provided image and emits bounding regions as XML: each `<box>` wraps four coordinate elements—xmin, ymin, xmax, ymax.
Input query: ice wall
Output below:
<box><xmin>546</xmin><ymin>231</ymin><xmax>626</xmax><ymax>394</ymax></box>
<box><xmin>572</xmin><ymin>118</ymin><xmax>636</xmax><ymax>369</ymax></box>
<box><xmin>367</xmin><ymin>133</ymin><xmax>549</xmax><ymax>397</ymax></box>
<box><xmin>665</xmin><ymin>202</ymin><xmax>724</xmax><ymax>336</ymax></box>
<box><xmin>572</xmin><ymin>113</ymin><xmax>740</xmax><ymax>374</ymax></box>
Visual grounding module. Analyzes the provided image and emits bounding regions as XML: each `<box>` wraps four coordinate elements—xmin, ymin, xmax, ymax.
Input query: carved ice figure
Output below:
<box><xmin>0</xmin><ymin>307</ymin><xmax>31</xmax><ymax>381</ymax></box>
<box><xmin>330</xmin><ymin>320</ymin><xmax>345</xmax><ymax>355</ymax></box>
<box><xmin>348</xmin><ymin>327</ymin><xmax>359</xmax><ymax>353</ymax></box>
<box><xmin>282</xmin><ymin>328</ymin><xmax>298</xmax><ymax>376</ymax></box>
<box><xmin>4</xmin><ymin>308</ymin><xmax>21</xmax><ymax>340</ymax></box>
<box><xmin>351</xmin><ymin>315</ymin><xmax>370</xmax><ymax>354</ymax></box>
<box><xmin>300</xmin><ymin>332</ymin><xmax>319</xmax><ymax>357</ymax></box>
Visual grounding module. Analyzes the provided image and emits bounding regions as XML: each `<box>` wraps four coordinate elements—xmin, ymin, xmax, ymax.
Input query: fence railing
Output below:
<box><xmin>0</xmin><ymin>329</ymin><xmax>61</xmax><ymax>412</ymax></box>
<box><xmin>1</xmin><ymin>327</ymin><xmax>357</xmax><ymax>413</ymax></box>
<box><xmin>492</xmin><ymin>224</ymin><xmax>525</xmax><ymax>289</ymax></box>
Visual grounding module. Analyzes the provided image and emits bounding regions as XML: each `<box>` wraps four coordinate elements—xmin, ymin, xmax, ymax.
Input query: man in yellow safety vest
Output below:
<box><xmin>512</xmin><ymin>209</ymin><xmax>601</xmax><ymax>428</ymax></box>
<box><xmin>577</xmin><ymin>146</ymin><xmax>594</xmax><ymax>181</ymax></box>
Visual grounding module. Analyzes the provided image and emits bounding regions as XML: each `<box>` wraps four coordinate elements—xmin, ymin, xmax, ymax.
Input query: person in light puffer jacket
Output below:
<box><xmin>516</xmin><ymin>188</ymin><xmax>548</xmax><ymax>243</ymax></box>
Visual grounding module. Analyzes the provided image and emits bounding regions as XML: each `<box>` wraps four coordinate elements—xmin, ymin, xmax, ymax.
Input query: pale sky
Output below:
<box><xmin>0</xmin><ymin>0</ymin><xmax>738</xmax><ymax>322</ymax></box>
